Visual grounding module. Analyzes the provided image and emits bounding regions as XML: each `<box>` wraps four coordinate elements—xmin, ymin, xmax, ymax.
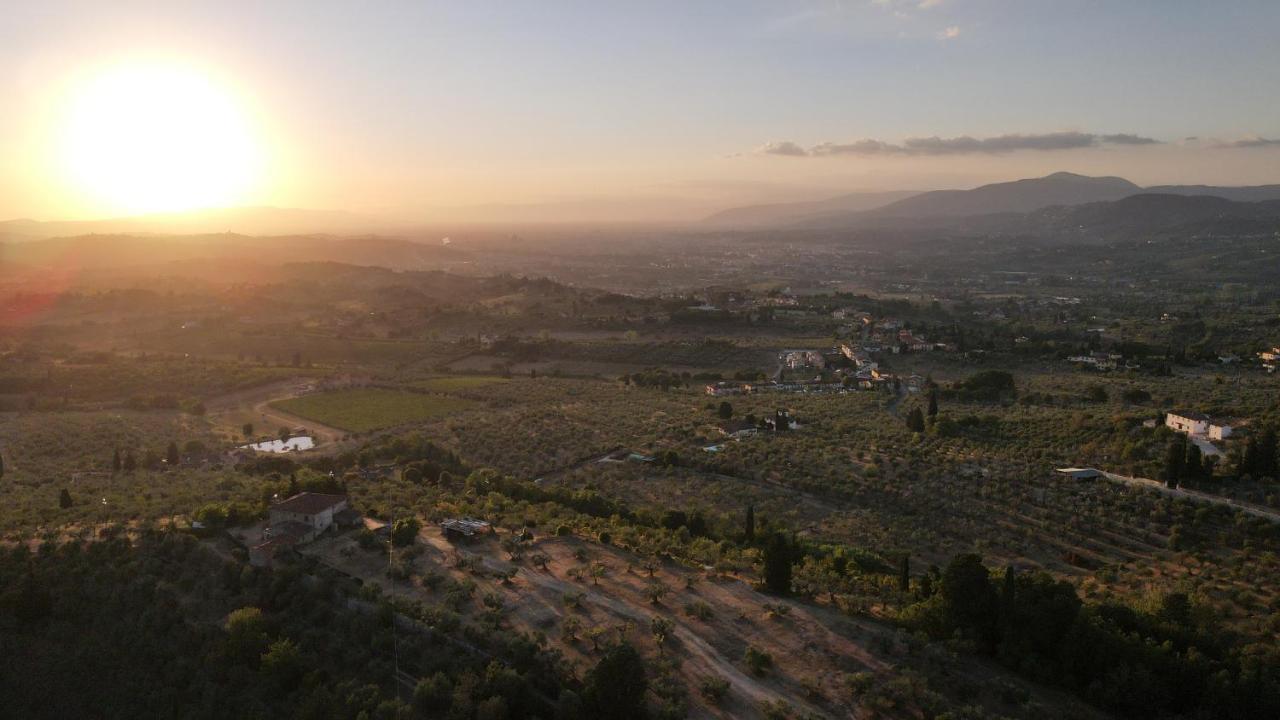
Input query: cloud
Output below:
<box><xmin>811</xmin><ymin>139</ymin><xmax>904</xmax><ymax>156</ymax></box>
<box><xmin>938</xmin><ymin>25</ymin><xmax>961</xmax><ymax>39</ymax></box>
<box><xmin>1101</xmin><ymin>133</ymin><xmax>1160</xmax><ymax>145</ymax></box>
<box><xmin>873</xmin><ymin>0</ymin><xmax>946</xmax><ymax>10</ymax></box>
<box><xmin>1216</xmin><ymin>136</ymin><xmax>1280</xmax><ymax>149</ymax></box>
<box><xmin>757</xmin><ymin>131</ymin><xmax>1161</xmax><ymax>157</ymax></box>
<box><xmin>758</xmin><ymin>141</ymin><xmax>810</xmax><ymax>157</ymax></box>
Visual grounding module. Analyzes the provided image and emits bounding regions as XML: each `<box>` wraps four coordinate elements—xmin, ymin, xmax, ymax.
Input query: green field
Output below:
<box><xmin>411</xmin><ymin>375</ymin><xmax>509</xmax><ymax>392</ymax></box>
<box><xmin>272</xmin><ymin>388</ymin><xmax>477</xmax><ymax>433</ymax></box>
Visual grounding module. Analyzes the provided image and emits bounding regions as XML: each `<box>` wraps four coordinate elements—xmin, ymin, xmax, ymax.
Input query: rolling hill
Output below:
<box><xmin>853</xmin><ymin>172</ymin><xmax>1141</xmax><ymax>220</ymax></box>
<box><xmin>701</xmin><ymin>190</ymin><xmax>919</xmax><ymax>227</ymax></box>
<box><xmin>1024</xmin><ymin>193</ymin><xmax>1280</xmax><ymax>237</ymax></box>
<box><xmin>704</xmin><ymin>172</ymin><xmax>1280</xmax><ymax>230</ymax></box>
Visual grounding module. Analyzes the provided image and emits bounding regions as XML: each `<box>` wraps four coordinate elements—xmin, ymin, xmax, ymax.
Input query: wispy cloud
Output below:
<box><xmin>1100</xmin><ymin>133</ymin><xmax>1160</xmax><ymax>145</ymax></box>
<box><xmin>1216</xmin><ymin>136</ymin><xmax>1280</xmax><ymax>149</ymax></box>
<box><xmin>759</xmin><ymin>141</ymin><xmax>810</xmax><ymax>157</ymax></box>
<box><xmin>873</xmin><ymin>0</ymin><xmax>947</xmax><ymax>11</ymax></box>
<box><xmin>937</xmin><ymin>25</ymin><xmax>961</xmax><ymax>40</ymax></box>
<box><xmin>758</xmin><ymin>131</ymin><xmax>1161</xmax><ymax>157</ymax></box>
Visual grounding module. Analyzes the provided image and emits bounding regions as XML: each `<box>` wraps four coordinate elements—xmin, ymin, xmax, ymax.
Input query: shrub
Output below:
<box><xmin>683</xmin><ymin>601</ymin><xmax>713</xmax><ymax>621</ymax></box>
<box><xmin>698</xmin><ymin>676</ymin><xmax>730</xmax><ymax>703</ymax></box>
<box><xmin>391</xmin><ymin>517</ymin><xmax>420</xmax><ymax>547</ymax></box>
<box><xmin>744</xmin><ymin>646</ymin><xmax>773</xmax><ymax>675</ymax></box>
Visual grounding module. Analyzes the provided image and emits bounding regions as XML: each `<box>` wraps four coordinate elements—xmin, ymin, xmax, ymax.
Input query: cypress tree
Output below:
<box><xmin>1163</xmin><ymin>437</ymin><xmax>1185</xmax><ymax>487</ymax></box>
<box><xmin>1000</xmin><ymin>565</ymin><xmax>1017</xmax><ymax>632</ymax></box>
<box><xmin>1184</xmin><ymin>443</ymin><xmax>1203</xmax><ymax>481</ymax></box>
<box><xmin>1258</xmin><ymin>426</ymin><xmax>1278</xmax><ymax>478</ymax></box>
<box><xmin>761</xmin><ymin>532</ymin><xmax>794</xmax><ymax>595</ymax></box>
<box><xmin>898</xmin><ymin>555</ymin><xmax>910</xmax><ymax>592</ymax></box>
<box><xmin>744</xmin><ymin>504</ymin><xmax>755</xmax><ymax>543</ymax></box>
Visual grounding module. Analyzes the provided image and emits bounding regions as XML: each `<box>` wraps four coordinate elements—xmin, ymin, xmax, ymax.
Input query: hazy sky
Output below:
<box><xmin>3</xmin><ymin>1</ymin><xmax>1279</xmax><ymax>221</ymax></box>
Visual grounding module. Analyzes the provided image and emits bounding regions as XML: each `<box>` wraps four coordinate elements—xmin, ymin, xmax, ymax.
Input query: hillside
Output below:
<box><xmin>701</xmin><ymin>190</ymin><xmax>919</xmax><ymax>228</ymax></box>
<box><xmin>837</xmin><ymin>172</ymin><xmax>1141</xmax><ymax>222</ymax></box>
<box><xmin>704</xmin><ymin>173</ymin><xmax>1280</xmax><ymax>231</ymax></box>
<box><xmin>1144</xmin><ymin>184</ymin><xmax>1280</xmax><ymax>203</ymax></box>
<box><xmin>1024</xmin><ymin>193</ymin><xmax>1280</xmax><ymax>238</ymax></box>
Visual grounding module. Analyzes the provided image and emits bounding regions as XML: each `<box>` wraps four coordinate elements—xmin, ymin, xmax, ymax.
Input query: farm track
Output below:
<box><xmin>252</xmin><ymin>396</ymin><xmax>348</xmax><ymax>445</ymax></box>
<box><xmin>1102</xmin><ymin>471</ymin><xmax>1280</xmax><ymax>523</ymax></box>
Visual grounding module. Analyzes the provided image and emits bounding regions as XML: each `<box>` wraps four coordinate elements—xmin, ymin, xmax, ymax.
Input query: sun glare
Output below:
<box><xmin>57</xmin><ymin>62</ymin><xmax>263</xmax><ymax>216</ymax></box>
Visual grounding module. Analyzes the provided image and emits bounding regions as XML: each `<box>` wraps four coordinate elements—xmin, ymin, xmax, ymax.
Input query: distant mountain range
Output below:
<box><xmin>703</xmin><ymin>172</ymin><xmax>1280</xmax><ymax>231</ymax></box>
<box><xmin>0</xmin><ymin>206</ymin><xmax>383</xmax><ymax>243</ymax></box>
<box><xmin>0</xmin><ymin>232</ymin><xmax>466</xmax><ymax>279</ymax></box>
<box><xmin>700</xmin><ymin>190</ymin><xmax>921</xmax><ymax>228</ymax></box>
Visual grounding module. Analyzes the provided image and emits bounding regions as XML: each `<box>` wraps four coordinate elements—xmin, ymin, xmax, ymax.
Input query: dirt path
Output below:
<box><xmin>250</xmin><ymin>397</ymin><xmax>347</xmax><ymax>445</ymax></box>
<box><xmin>1101</xmin><ymin>470</ymin><xmax>1280</xmax><ymax>523</ymax></box>
<box><xmin>204</xmin><ymin>376</ymin><xmax>348</xmax><ymax>447</ymax></box>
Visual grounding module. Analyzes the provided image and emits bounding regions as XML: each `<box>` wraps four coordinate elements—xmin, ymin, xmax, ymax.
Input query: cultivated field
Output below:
<box><xmin>271</xmin><ymin>388</ymin><xmax>478</xmax><ymax>433</ymax></box>
<box><xmin>411</xmin><ymin>375</ymin><xmax>510</xmax><ymax>392</ymax></box>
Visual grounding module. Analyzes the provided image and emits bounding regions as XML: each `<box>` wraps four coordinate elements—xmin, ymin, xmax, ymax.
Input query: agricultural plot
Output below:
<box><xmin>411</xmin><ymin>375</ymin><xmax>509</xmax><ymax>392</ymax></box>
<box><xmin>271</xmin><ymin>387</ymin><xmax>477</xmax><ymax>433</ymax></box>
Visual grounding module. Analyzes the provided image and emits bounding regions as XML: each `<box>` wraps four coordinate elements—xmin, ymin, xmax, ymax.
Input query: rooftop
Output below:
<box><xmin>441</xmin><ymin>517</ymin><xmax>491</xmax><ymax>536</ymax></box>
<box><xmin>272</xmin><ymin>492</ymin><xmax>348</xmax><ymax>515</ymax></box>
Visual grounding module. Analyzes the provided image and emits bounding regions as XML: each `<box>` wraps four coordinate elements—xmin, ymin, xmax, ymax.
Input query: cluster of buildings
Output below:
<box><xmin>705</xmin><ymin>410</ymin><xmax>798</xmax><ymax>452</ymax></box>
<box><xmin>704</xmin><ymin>369</ymin><xmax>924</xmax><ymax>397</ymax></box>
<box><xmin>780</xmin><ymin>349</ymin><xmax>830</xmax><ymax>370</ymax></box>
<box><xmin>705</xmin><ymin>379</ymin><xmax>849</xmax><ymax>396</ymax></box>
<box><xmin>1067</xmin><ymin>351</ymin><xmax>1125</xmax><ymax>371</ymax></box>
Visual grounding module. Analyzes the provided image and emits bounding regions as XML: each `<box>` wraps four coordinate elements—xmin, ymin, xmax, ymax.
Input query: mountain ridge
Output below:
<box><xmin>703</xmin><ymin>172</ymin><xmax>1280</xmax><ymax>229</ymax></box>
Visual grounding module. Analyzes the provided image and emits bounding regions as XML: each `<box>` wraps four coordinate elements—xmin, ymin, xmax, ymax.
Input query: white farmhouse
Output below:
<box><xmin>1166</xmin><ymin>410</ymin><xmax>1210</xmax><ymax>435</ymax></box>
<box><xmin>268</xmin><ymin>492</ymin><xmax>352</xmax><ymax>541</ymax></box>
<box><xmin>1165</xmin><ymin>411</ymin><xmax>1232</xmax><ymax>439</ymax></box>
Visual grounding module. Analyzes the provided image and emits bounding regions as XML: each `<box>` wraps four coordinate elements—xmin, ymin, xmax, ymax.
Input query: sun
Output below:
<box><xmin>57</xmin><ymin>62</ymin><xmax>264</xmax><ymax>216</ymax></box>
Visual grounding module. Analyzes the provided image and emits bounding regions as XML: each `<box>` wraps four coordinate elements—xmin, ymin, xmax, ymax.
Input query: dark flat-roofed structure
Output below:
<box><xmin>441</xmin><ymin>517</ymin><xmax>491</xmax><ymax>541</ymax></box>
